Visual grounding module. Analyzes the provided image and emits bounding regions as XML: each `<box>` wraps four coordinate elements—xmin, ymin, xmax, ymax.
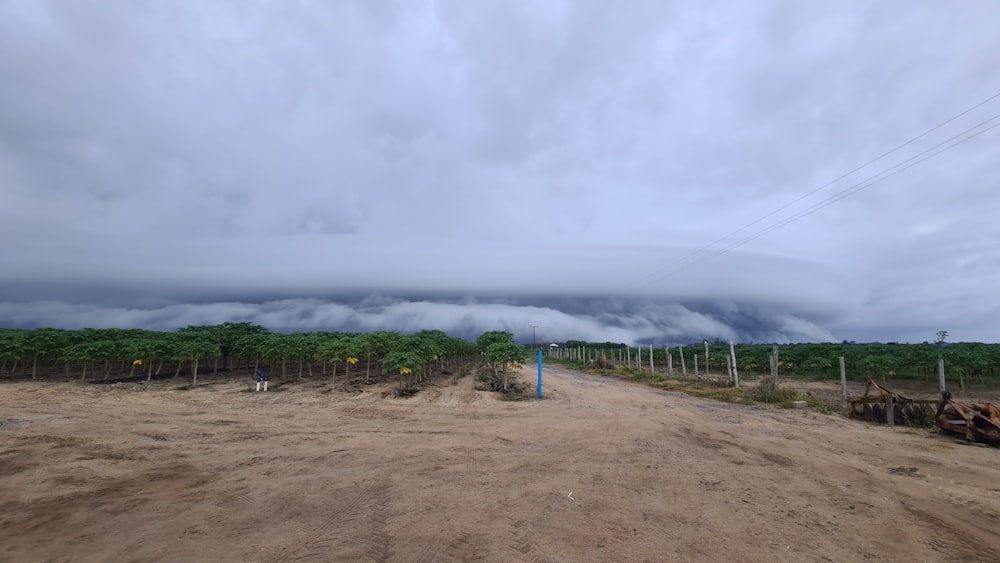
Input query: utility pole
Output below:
<box><xmin>530</xmin><ymin>325</ymin><xmax>538</xmax><ymax>352</ymax></box>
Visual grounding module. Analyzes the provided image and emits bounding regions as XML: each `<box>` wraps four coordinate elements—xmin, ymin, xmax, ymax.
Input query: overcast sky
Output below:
<box><xmin>2</xmin><ymin>1</ymin><xmax>999</xmax><ymax>344</ymax></box>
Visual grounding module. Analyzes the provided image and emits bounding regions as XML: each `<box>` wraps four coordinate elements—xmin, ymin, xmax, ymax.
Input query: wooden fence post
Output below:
<box><xmin>704</xmin><ymin>340</ymin><xmax>710</xmax><ymax>374</ymax></box>
<box><xmin>729</xmin><ymin>341</ymin><xmax>740</xmax><ymax>388</ymax></box>
<box><xmin>938</xmin><ymin>359</ymin><xmax>945</xmax><ymax>393</ymax></box>
<box><xmin>839</xmin><ymin>357</ymin><xmax>847</xmax><ymax>403</ymax></box>
<box><xmin>771</xmin><ymin>346</ymin><xmax>779</xmax><ymax>386</ymax></box>
<box><xmin>694</xmin><ymin>354</ymin><xmax>699</xmax><ymax>377</ymax></box>
<box><xmin>649</xmin><ymin>345</ymin><xmax>654</xmax><ymax>373</ymax></box>
<box><xmin>679</xmin><ymin>346</ymin><xmax>687</xmax><ymax>375</ymax></box>
<box><xmin>667</xmin><ymin>347</ymin><xmax>673</xmax><ymax>375</ymax></box>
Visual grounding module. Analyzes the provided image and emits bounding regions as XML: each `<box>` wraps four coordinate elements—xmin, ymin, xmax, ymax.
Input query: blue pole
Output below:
<box><xmin>537</xmin><ymin>350</ymin><xmax>543</xmax><ymax>398</ymax></box>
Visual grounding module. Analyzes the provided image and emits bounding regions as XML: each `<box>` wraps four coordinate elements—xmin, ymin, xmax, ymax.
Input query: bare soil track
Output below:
<box><xmin>3</xmin><ymin>364</ymin><xmax>1000</xmax><ymax>562</ymax></box>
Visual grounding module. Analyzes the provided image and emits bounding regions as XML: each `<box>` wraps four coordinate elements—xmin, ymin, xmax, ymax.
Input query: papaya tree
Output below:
<box><xmin>235</xmin><ymin>331</ymin><xmax>271</xmax><ymax>374</ymax></box>
<box><xmin>284</xmin><ymin>333</ymin><xmax>319</xmax><ymax>379</ymax></box>
<box><xmin>62</xmin><ymin>341</ymin><xmax>97</xmax><ymax>381</ymax></box>
<box><xmin>382</xmin><ymin>350</ymin><xmax>421</xmax><ymax>390</ymax></box>
<box><xmin>213</xmin><ymin>322</ymin><xmax>268</xmax><ymax>370</ymax></box>
<box><xmin>477</xmin><ymin>331</ymin><xmax>515</xmax><ymax>371</ymax></box>
<box><xmin>317</xmin><ymin>336</ymin><xmax>351</xmax><ymax>387</ymax></box>
<box><xmin>0</xmin><ymin>330</ymin><xmax>26</xmax><ymax>375</ymax></box>
<box><xmin>486</xmin><ymin>341</ymin><xmax>528</xmax><ymax>391</ymax></box>
<box><xmin>23</xmin><ymin>328</ymin><xmax>69</xmax><ymax>380</ymax></box>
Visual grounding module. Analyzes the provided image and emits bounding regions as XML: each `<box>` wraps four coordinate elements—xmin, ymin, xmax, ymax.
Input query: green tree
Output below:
<box><xmin>486</xmin><ymin>341</ymin><xmax>528</xmax><ymax>391</ymax></box>
<box><xmin>317</xmin><ymin>336</ymin><xmax>352</xmax><ymax>387</ymax></box>
<box><xmin>364</xmin><ymin>331</ymin><xmax>402</xmax><ymax>383</ymax></box>
<box><xmin>382</xmin><ymin>351</ymin><xmax>421</xmax><ymax>390</ymax></box>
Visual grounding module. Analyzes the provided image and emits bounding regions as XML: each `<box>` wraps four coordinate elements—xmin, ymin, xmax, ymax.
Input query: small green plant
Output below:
<box><xmin>458</xmin><ymin>368</ymin><xmax>470</xmax><ymax>379</ymax></box>
<box><xmin>748</xmin><ymin>378</ymin><xmax>800</xmax><ymax>405</ymax></box>
<box><xmin>630</xmin><ymin>371</ymin><xmax>665</xmax><ymax>382</ymax></box>
<box><xmin>803</xmin><ymin>394</ymin><xmax>834</xmax><ymax>414</ymax></box>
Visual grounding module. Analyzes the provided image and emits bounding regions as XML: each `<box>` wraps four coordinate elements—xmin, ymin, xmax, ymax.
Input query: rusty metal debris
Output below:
<box><xmin>849</xmin><ymin>378</ymin><xmax>1000</xmax><ymax>446</ymax></box>
<box><xmin>848</xmin><ymin>378</ymin><xmax>936</xmax><ymax>426</ymax></box>
<box><xmin>935</xmin><ymin>391</ymin><xmax>1000</xmax><ymax>446</ymax></box>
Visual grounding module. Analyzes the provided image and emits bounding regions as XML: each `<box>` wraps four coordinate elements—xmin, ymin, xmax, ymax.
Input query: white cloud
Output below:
<box><xmin>0</xmin><ymin>297</ymin><xmax>836</xmax><ymax>345</ymax></box>
<box><xmin>1</xmin><ymin>0</ymin><xmax>999</xmax><ymax>342</ymax></box>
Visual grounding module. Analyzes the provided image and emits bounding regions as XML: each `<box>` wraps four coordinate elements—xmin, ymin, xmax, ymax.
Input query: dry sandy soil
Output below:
<box><xmin>3</xmin><ymin>364</ymin><xmax>1000</xmax><ymax>562</ymax></box>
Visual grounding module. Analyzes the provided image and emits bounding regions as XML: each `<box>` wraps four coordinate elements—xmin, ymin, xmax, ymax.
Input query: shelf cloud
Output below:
<box><xmin>2</xmin><ymin>1</ymin><xmax>999</xmax><ymax>343</ymax></box>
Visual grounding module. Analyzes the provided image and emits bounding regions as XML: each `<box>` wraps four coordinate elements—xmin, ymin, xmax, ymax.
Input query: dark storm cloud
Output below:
<box><xmin>0</xmin><ymin>296</ymin><xmax>836</xmax><ymax>346</ymax></box>
<box><xmin>1</xmin><ymin>1</ymin><xmax>999</xmax><ymax>342</ymax></box>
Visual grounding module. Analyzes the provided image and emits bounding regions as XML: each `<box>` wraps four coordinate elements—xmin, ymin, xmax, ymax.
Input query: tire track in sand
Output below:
<box><xmin>271</xmin><ymin>476</ymin><xmax>393</xmax><ymax>562</ymax></box>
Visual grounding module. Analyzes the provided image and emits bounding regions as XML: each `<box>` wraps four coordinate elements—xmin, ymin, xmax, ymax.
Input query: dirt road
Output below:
<box><xmin>3</xmin><ymin>363</ymin><xmax>1000</xmax><ymax>562</ymax></box>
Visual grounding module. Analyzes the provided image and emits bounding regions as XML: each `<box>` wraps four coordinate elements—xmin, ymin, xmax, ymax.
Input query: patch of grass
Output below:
<box><xmin>803</xmin><ymin>394</ymin><xmax>834</xmax><ymax>414</ymax></box>
<box><xmin>630</xmin><ymin>371</ymin><xmax>666</xmax><ymax>382</ymax></box>
<box><xmin>748</xmin><ymin>378</ymin><xmax>801</xmax><ymax>406</ymax></box>
<box><xmin>457</xmin><ymin>368</ymin><xmax>470</xmax><ymax>379</ymax></box>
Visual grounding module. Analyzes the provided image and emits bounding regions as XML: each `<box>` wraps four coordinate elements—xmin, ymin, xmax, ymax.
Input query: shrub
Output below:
<box><xmin>747</xmin><ymin>377</ymin><xmax>801</xmax><ymax>406</ymax></box>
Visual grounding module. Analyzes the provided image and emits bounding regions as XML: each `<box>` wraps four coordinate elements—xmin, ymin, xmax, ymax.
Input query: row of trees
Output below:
<box><xmin>0</xmin><ymin>324</ymin><xmax>504</xmax><ymax>388</ymax></box>
<box><xmin>554</xmin><ymin>340</ymin><xmax>1000</xmax><ymax>381</ymax></box>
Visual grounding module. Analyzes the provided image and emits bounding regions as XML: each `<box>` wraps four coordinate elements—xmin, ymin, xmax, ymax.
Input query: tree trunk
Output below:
<box><xmin>65</xmin><ymin>363</ymin><xmax>70</xmax><ymax>379</ymax></box>
<box><xmin>281</xmin><ymin>358</ymin><xmax>287</xmax><ymax>381</ymax></box>
<box><xmin>32</xmin><ymin>356</ymin><xmax>38</xmax><ymax>380</ymax></box>
<box><xmin>365</xmin><ymin>356</ymin><xmax>372</xmax><ymax>384</ymax></box>
<box><xmin>321</xmin><ymin>361</ymin><xmax>327</xmax><ymax>376</ymax></box>
<box><xmin>9</xmin><ymin>358</ymin><xmax>17</xmax><ymax>373</ymax></box>
<box><xmin>307</xmin><ymin>361</ymin><xmax>314</xmax><ymax>378</ymax></box>
<box><xmin>192</xmin><ymin>357</ymin><xmax>199</xmax><ymax>386</ymax></box>
<box><xmin>81</xmin><ymin>363</ymin><xmax>88</xmax><ymax>382</ymax></box>
<box><xmin>147</xmin><ymin>360</ymin><xmax>154</xmax><ymax>382</ymax></box>
<box><xmin>173</xmin><ymin>360</ymin><xmax>183</xmax><ymax>380</ymax></box>
<box><xmin>213</xmin><ymin>356</ymin><xmax>219</xmax><ymax>376</ymax></box>
<box><xmin>129</xmin><ymin>362</ymin><xmax>137</xmax><ymax>378</ymax></box>
<box><xmin>103</xmin><ymin>360</ymin><xmax>113</xmax><ymax>381</ymax></box>
<box><xmin>0</xmin><ymin>358</ymin><xmax>5</xmax><ymax>372</ymax></box>
<box><xmin>156</xmin><ymin>359</ymin><xmax>164</xmax><ymax>376</ymax></box>
<box><xmin>331</xmin><ymin>363</ymin><xmax>337</xmax><ymax>387</ymax></box>
<box><xmin>298</xmin><ymin>360</ymin><xmax>304</xmax><ymax>380</ymax></box>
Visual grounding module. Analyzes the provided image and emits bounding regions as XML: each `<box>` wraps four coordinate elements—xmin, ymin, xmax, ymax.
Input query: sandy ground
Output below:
<box><xmin>3</xmin><ymin>364</ymin><xmax>1000</xmax><ymax>563</ymax></box>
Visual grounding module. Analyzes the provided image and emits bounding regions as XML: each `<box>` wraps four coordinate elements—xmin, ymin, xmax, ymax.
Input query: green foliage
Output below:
<box><xmin>546</xmin><ymin>340</ymin><xmax>1000</xmax><ymax>384</ymax></box>
<box><xmin>477</xmin><ymin>331</ymin><xmax>515</xmax><ymax>352</ymax></box>
<box><xmin>382</xmin><ymin>351</ymin><xmax>421</xmax><ymax>376</ymax></box>
<box><xmin>0</xmin><ymin>324</ymin><xmax>481</xmax><ymax>389</ymax></box>
<box><xmin>485</xmin><ymin>341</ymin><xmax>528</xmax><ymax>392</ymax></box>
<box><xmin>747</xmin><ymin>378</ymin><xmax>800</xmax><ymax>406</ymax></box>
<box><xmin>486</xmin><ymin>341</ymin><xmax>528</xmax><ymax>368</ymax></box>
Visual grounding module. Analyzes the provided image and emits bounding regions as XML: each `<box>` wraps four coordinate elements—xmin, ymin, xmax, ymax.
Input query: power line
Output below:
<box><xmin>639</xmin><ymin>114</ymin><xmax>1000</xmax><ymax>286</ymax></box>
<box><xmin>706</xmin><ymin>119</ymin><xmax>1000</xmax><ymax>257</ymax></box>
<box><xmin>619</xmin><ymin>90</ymin><xmax>1000</xmax><ymax>296</ymax></box>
